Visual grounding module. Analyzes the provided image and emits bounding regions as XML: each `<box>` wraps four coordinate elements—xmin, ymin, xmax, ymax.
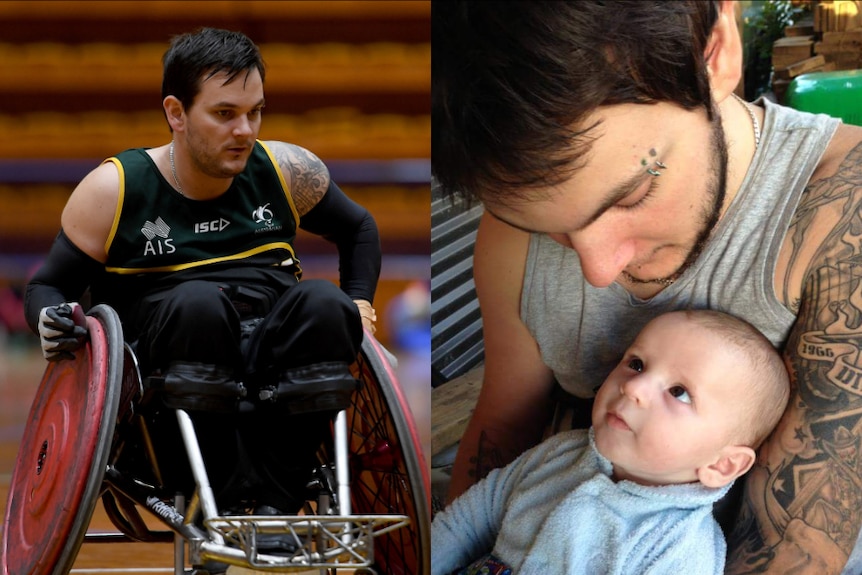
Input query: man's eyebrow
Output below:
<box><xmin>575</xmin><ymin>170</ymin><xmax>649</xmax><ymax>231</ymax></box>
<box><xmin>489</xmin><ymin>170</ymin><xmax>650</xmax><ymax>234</ymax></box>
<box><xmin>213</xmin><ymin>98</ymin><xmax>266</xmax><ymax>109</ymax></box>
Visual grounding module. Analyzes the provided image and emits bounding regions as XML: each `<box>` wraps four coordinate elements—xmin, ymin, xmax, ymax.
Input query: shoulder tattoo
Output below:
<box><xmin>784</xmin><ymin>141</ymin><xmax>862</xmax><ymax>308</ymax></box>
<box><xmin>267</xmin><ymin>141</ymin><xmax>330</xmax><ymax>216</ymax></box>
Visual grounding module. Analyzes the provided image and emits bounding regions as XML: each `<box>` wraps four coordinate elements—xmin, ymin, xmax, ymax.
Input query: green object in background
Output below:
<box><xmin>785</xmin><ymin>70</ymin><xmax>862</xmax><ymax>126</ymax></box>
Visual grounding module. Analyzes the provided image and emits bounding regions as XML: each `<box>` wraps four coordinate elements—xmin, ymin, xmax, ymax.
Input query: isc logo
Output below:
<box><xmin>195</xmin><ymin>218</ymin><xmax>231</xmax><ymax>233</ymax></box>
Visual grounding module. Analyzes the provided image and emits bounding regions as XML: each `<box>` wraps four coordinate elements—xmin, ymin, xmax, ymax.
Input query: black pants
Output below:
<box><xmin>133</xmin><ymin>278</ymin><xmax>361</xmax><ymax>379</ymax></box>
<box><xmin>131</xmin><ymin>279</ymin><xmax>363</xmax><ymax>511</ymax></box>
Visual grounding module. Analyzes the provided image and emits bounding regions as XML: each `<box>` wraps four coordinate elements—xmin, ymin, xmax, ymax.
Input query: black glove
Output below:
<box><xmin>37</xmin><ymin>303</ymin><xmax>87</xmax><ymax>361</ymax></box>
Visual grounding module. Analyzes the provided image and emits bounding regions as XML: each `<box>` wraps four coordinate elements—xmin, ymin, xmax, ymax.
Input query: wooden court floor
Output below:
<box><xmin>0</xmin><ymin>336</ymin><xmax>431</xmax><ymax>573</ymax></box>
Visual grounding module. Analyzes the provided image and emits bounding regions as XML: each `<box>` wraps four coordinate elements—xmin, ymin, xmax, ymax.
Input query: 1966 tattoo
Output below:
<box><xmin>727</xmin><ymin>142</ymin><xmax>862</xmax><ymax>574</ymax></box>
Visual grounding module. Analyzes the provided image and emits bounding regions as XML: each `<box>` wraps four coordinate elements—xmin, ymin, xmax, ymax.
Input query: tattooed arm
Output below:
<box><xmin>264</xmin><ymin>140</ymin><xmax>381</xmax><ymax>321</ymax></box>
<box><xmin>264</xmin><ymin>140</ymin><xmax>330</xmax><ymax>216</ymax></box>
<box><xmin>446</xmin><ymin>212</ymin><xmax>557</xmax><ymax>503</ymax></box>
<box><xmin>727</xmin><ymin>135</ymin><xmax>862</xmax><ymax>574</ymax></box>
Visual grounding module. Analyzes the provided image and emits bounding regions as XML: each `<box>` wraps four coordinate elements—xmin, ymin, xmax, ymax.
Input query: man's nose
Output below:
<box><xmin>560</xmin><ymin>231</ymin><xmax>635</xmax><ymax>288</ymax></box>
<box><xmin>233</xmin><ymin>115</ymin><xmax>254</xmax><ymax>137</ymax></box>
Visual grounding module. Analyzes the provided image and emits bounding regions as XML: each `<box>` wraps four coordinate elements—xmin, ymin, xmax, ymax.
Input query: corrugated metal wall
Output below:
<box><xmin>430</xmin><ymin>179</ymin><xmax>484</xmax><ymax>387</ymax></box>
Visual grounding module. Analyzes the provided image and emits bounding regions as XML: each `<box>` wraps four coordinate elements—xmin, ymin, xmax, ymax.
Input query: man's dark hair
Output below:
<box><xmin>162</xmin><ymin>27</ymin><xmax>266</xmax><ymax>112</ymax></box>
<box><xmin>432</xmin><ymin>1</ymin><xmax>720</xmax><ymax>204</ymax></box>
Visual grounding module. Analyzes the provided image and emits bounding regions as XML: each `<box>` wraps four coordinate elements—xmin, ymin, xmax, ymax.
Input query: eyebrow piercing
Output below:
<box><xmin>642</xmin><ymin>148</ymin><xmax>666</xmax><ymax>176</ymax></box>
<box><xmin>646</xmin><ymin>159</ymin><xmax>667</xmax><ymax>177</ymax></box>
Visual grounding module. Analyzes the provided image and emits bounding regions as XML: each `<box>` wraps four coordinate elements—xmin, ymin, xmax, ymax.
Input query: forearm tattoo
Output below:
<box><xmin>467</xmin><ymin>431</ymin><xmax>506</xmax><ymax>482</ymax></box>
<box><xmin>727</xmin><ymin>141</ymin><xmax>862</xmax><ymax>574</ymax></box>
<box><xmin>267</xmin><ymin>141</ymin><xmax>330</xmax><ymax>216</ymax></box>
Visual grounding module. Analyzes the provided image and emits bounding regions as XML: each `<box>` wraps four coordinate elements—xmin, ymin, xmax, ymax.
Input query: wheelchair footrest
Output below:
<box><xmin>258</xmin><ymin>362</ymin><xmax>359</xmax><ymax>414</ymax></box>
<box><xmin>193</xmin><ymin>514</ymin><xmax>410</xmax><ymax>571</ymax></box>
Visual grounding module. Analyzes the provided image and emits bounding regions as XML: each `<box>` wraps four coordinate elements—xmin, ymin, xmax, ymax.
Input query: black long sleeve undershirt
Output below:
<box><xmin>24</xmin><ymin>230</ymin><xmax>102</xmax><ymax>334</ymax></box>
<box><xmin>298</xmin><ymin>180</ymin><xmax>382</xmax><ymax>303</ymax></box>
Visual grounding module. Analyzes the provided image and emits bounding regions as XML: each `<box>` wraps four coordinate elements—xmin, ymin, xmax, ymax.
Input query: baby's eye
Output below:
<box><xmin>669</xmin><ymin>385</ymin><xmax>692</xmax><ymax>405</ymax></box>
<box><xmin>627</xmin><ymin>358</ymin><xmax>644</xmax><ymax>372</ymax></box>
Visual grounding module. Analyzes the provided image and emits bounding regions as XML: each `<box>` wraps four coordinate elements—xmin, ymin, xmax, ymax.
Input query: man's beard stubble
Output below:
<box><xmin>666</xmin><ymin>112</ymin><xmax>730</xmax><ymax>281</ymax></box>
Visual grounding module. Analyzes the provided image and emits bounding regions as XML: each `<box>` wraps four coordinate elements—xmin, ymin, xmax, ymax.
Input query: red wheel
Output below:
<box><xmin>2</xmin><ymin>305</ymin><xmax>124</xmax><ymax>575</ymax></box>
<box><xmin>348</xmin><ymin>331</ymin><xmax>431</xmax><ymax>575</ymax></box>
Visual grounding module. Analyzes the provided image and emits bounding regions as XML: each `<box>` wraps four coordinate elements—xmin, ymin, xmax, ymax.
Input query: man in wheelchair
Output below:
<box><xmin>22</xmin><ymin>26</ymin><xmax>381</xmax><ymax>559</ymax></box>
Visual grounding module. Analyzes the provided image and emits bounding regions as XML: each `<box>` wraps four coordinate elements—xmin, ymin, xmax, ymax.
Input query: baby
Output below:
<box><xmin>431</xmin><ymin>309</ymin><xmax>790</xmax><ymax>575</ymax></box>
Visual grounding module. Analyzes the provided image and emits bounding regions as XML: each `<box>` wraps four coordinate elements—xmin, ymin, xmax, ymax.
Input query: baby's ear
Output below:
<box><xmin>696</xmin><ymin>445</ymin><xmax>756</xmax><ymax>488</ymax></box>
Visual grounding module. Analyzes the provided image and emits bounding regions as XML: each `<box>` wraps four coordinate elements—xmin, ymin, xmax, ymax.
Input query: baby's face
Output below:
<box><xmin>591</xmin><ymin>313</ymin><xmax>748</xmax><ymax>485</ymax></box>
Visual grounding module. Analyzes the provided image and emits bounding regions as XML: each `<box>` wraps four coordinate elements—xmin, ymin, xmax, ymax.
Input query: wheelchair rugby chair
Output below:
<box><xmin>2</xmin><ymin>304</ymin><xmax>430</xmax><ymax>574</ymax></box>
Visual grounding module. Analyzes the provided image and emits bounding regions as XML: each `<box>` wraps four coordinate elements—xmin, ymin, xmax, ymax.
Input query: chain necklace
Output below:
<box><xmin>620</xmin><ymin>94</ymin><xmax>762</xmax><ymax>289</ymax></box>
<box><xmin>732</xmin><ymin>92</ymin><xmax>761</xmax><ymax>151</ymax></box>
<box><xmin>169</xmin><ymin>141</ymin><xmax>185</xmax><ymax>196</ymax></box>
<box><xmin>621</xmin><ymin>270</ymin><xmax>678</xmax><ymax>287</ymax></box>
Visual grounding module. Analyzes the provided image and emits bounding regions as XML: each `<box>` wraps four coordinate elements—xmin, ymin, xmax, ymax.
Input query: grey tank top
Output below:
<box><xmin>521</xmin><ymin>99</ymin><xmax>840</xmax><ymax>398</ymax></box>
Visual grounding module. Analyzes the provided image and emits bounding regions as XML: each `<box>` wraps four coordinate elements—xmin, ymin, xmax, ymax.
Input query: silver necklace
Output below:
<box><xmin>732</xmin><ymin>92</ymin><xmax>761</xmax><ymax>151</ymax></box>
<box><xmin>621</xmin><ymin>270</ymin><xmax>678</xmax><ymax>287</ymax></box>
<box><xmin>169</xmin><ymin>141</ymin><xmax>185</xmax><ymax>196</ymax></box>
<box><xmin>620</xmin><ymin>95</ymin><xmax>761</xmax><ymax>289</ymax></box>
